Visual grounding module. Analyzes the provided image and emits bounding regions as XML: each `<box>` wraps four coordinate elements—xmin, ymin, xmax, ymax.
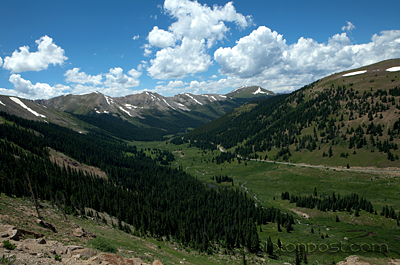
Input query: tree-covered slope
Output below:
<box><xmin>183</xmin><ymin>59</ymin><xmax>400</xmax><ymax>167</ymax></box>
<box><xmin>0</xmin><ymin>111</ymin><xmax>294</xmax><ymax>253</ymax></box>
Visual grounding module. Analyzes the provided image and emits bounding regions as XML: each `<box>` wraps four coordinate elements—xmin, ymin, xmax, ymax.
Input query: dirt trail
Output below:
<box><xmin>217</xmin><ymin>144</ymin><xmax>400</xmax><ymax>174</ymax></box>
<box><xmin>250</xmin><ymin>158</ymin><xmax>400</xmax><ymax>174</ymax></box>
<box><xmin>216</xmin><ymin>143</ymin><xmax>400</xmax><ymax>174</ymax></box>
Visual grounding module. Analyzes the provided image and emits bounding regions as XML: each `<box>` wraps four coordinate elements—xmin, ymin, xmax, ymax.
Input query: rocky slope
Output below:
<box><xmin>0</xmin><ymin>194</ymin><xmax>267</xmax><ymax>265</ymax></box>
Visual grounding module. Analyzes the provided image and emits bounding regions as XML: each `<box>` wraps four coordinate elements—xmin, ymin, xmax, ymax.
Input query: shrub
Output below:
<box><xmin>87</xmin><ymin>237</ymin><xmax>117</xmax><ymax>253</ymax></box>
<box><xmin>0</xmin><ymin>254</ymin><xmax>16</xmax><ymax>265</ymax></box>
<box><xmin>2</xmin><ymin>240</ymin><xmax>16</xmax><ymax>250</ymax></box>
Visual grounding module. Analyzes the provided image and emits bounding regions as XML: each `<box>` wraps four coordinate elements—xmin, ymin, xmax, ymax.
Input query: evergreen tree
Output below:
<box><xmin>295</xmin><ymin>245</ymin><xmax>301</xmax><ymax>265</ymax></box>
<box><xmin>266</xmin><ymin>236</ymin><xmax>273</xmax><ymax>256</ymax></box>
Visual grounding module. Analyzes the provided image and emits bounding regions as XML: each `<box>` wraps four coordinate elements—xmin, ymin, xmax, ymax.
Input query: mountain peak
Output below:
<box><xmin>226</xmin><ymin>85</ymin><xmax>275</xmax><ymax>98</ymax></box>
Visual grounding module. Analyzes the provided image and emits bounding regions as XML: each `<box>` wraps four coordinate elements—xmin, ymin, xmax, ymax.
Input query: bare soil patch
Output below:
<box><xmin>48</xmin><ymin>148</ymin><xmax>107</xmax><ymax>179</ymax></box>
<box><xmin>290</xmin><ymin>208</ymin><xmax>310</xmax><ymax>219</ymax></box>
<box><xmin>173</xmin><ymin>150</ymin><xmax>185</xmax><ymax>157</ymax></box>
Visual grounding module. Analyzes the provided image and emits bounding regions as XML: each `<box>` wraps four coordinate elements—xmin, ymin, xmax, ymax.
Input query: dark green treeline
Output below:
<box><xmin>0</xmin><ymin>111</ymin><xmax>293</xmax><ymax>253</ymax></box>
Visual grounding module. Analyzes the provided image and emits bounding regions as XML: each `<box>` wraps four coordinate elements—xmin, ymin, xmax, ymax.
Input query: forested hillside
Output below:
<box><xmin>183</xmin><ymin>59</ymin><xmax>400</xmax><ymax>167</ymax></box>
<box><xmin>0</xmin><ymin>111</ymin><xmax>294</xmax><ymax>253</ymax></box>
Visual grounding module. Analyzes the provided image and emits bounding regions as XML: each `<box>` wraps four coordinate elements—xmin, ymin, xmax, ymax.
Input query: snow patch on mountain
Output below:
<box><xmin>386</xmin><ymin>66</ymin><xmax>400</xmax><ymax>72</ymax></box>
<box><xmin>162</xmin><ymin>98</ymin><xmax>176</xmax><ymax>110</ymax></box>
<box><xmin>0</xmin><ymin>100</ymin><xmax>6</xmax><ymax>106</ymax></box>
<box><xmin>232</xmin><ymin>86</ymin><xmax>246</xmax><ymax>93</ymax></box>
<box><xmin>343</xmin><ymin>70</ymin><xmax>367</xmax><ymax>77</ymax></box>
<box><xmin>252</xmin><ymin>87</ymin><xmax>267</xmax><ymax>95</ymax></box>
<box><xmin>119</xmin><ymin>106</ymin><xmax>132</xmax><ymax>117</ymax></box>
<box><xmin>185</xmin><ymin>93</ymin><xmax>203</xmax><ymax>105</ymax></box>
<box><xmin>104</xmin><ymin>95</ymin><xmax>114</xmax><ymax>105</ymax></box>
<box><xmin>125</xmin><ymin>104</ymin><xmax>137</xmax><ymax>109</ymax></box>
<box><xmin>10</xmin><ymin>97</ymin><xmax>46</xmax><ymax>118</ymax></box>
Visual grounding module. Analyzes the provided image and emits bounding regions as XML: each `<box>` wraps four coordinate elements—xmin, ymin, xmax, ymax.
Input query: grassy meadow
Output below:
<box><xmin>132</xmin><ymin>139</ymin><xmax>400</xmax><ymax>264</ymax></box>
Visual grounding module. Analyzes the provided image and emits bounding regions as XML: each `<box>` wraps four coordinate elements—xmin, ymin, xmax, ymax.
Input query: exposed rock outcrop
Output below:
<box><xmin>0</xmin><ymin>224</ymin><xmax>44</xmax><ymax>241</ymax></box>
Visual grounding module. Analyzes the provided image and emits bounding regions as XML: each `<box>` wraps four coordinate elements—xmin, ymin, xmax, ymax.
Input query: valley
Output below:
<box><xmin>1</xmin><ymin>60</ymin><xmax>400</xmax><ymax>265</ymax></box>
<box><xmin>138</xmin><ymin>139</ymin><xmax>400</xmax><ymax>264</ymax></box>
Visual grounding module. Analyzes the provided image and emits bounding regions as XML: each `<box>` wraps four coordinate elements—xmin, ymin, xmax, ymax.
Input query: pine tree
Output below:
<box><xmin>242</xmin><ymin>252</ymin><xmax>247</xmax><ymax>265</ymax></box>
<box><xmin>267</xmin><ymin>236</ymin><xmax>273</xmax><ymax>256</ymax></box>
<box><xmin>295</xmin><ymin>245</ymin><xmax>301</xmax><ymax>265</ymax></box>
<box><xmin>355</xmin><ymin>207</ymin><xmax>360</xmax><ymax>217</ymax></box>
<box><xmin>277</xmin><ymin>238</ymin><xmax>282</xmax><ymax>251</ymax></box>
<box><xmin>303</xmin><ymin>245</ymin><xmax>308</xmax><ymax>264</ymax></box>
<box><xmin>286</xmin><ymin>221</ymin><xmax>292</xmax><ymax>233</ymax></box>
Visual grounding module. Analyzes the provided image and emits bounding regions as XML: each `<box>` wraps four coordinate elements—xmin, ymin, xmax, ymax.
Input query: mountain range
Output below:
<box><xmin>2</xmin><ymin>58</ymin><xmax>400</xmax><ymax>167</ymax></box>
<box><xmin>1</xmin><ymin>59</ymin><xmax>400</xmax><ymax>263</ymax></box>
<box><xmin>0</xmin><ymin>86</ymin><xmax>274</xmax><ymax>141</ymax></box>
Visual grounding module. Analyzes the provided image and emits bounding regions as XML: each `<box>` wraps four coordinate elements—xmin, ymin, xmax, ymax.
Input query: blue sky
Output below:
<box><xmin>1</xmin><ymin>0</ymin><xmax>400</xmax><ymax>99</ymax></box>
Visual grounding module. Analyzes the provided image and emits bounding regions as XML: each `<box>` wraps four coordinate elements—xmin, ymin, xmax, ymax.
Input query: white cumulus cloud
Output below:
<box><xmin>215</xmin><ymin>26</ymin><xmax>286</xmax><ymax>78</ymax></box>
<box><xmin>3</xmin><ymin>36</ymin><xmax>67</xmax><ymax>73</ymax></box>
<box><xmin>142</xmin><ymin>44</ymin><xmax>153</xmax><ymax>57</ymax></box>
<box><xmin>64</xmin><ymin>68</ymin><xmax>103</xmax><ymax>86</ymax></box>
<box><xmin>64</xmin><ymin>65</ymin><xmax>143</xmax><ymax>92</ymax></box>
<box><xmin>214</xmin><ymin>27</ymin><xmax>400</xmax><ymax>91</ymax></box>
<box><xmin>342</xmin><ymin>21</ymin><xmax>356</xmax><ymax>32</ymax></box>
<box><xmin>164</xmin><ymin>0</ymin><xmax>251</xmax><ymax>47</ymax></box>
<box><xmin>146</xmin><ymin>0</ymin><xmax>252</xmax><ymax>79</ymax></box>
<box><xmin>64</xmin><ymin>67</ymin><xmax>142</xmax><ymax>95</ymax></box>
<box><xmin>9</xmin><ymin>74</ymin><xmax>70</xmax><ymax>99</ymax></box>
<box><xmin>0</xmin><ymin>57</ymin><xmax>2</xmax><ymax>67</ymax></box>
<box><xmin>148</xmin><ymin>38</ymin><xmax>212</xmax><ymax>79</ymax></box>
<box><xmin>155</xmin><ymin>80</ymin><xmax>189</xmax><ymax>94</ymax></box>
<box><xmin>104</xmin><ymin>67</ymin><xmax>141</xmax><ymax>89</ymax></box>
<box><xmin>148</xmin><ymin>26</ymin><xmax>176</xmax><ymax>48</ymax></box>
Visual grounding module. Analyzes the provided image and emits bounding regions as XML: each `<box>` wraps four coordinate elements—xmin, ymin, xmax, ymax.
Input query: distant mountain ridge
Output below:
<box><xmin>35</xmin><ymin>86</ymin><xmax>274</xmax><ymax>117</ymax></box>
<box><xmin>35</xmin><ymin>91</ymin><xmax>231</xmax><ymax>116</ymax></box>
<box><xmin>0</xmin><ymin>86</ymin><xmax>274</xmax><ymax>141</ymax></box>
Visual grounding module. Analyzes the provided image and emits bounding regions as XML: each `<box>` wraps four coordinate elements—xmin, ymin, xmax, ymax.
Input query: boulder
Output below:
<box><xmin>73</xmin><ymin>227</ymin><xmax>86</xmax><ymax>237</ymax></box>
<box><xmin>9</xmin><ymin>229</ymin><xmax>22</xmax><ymax>241</ymax></box>
<box><xmin>54</xmin><ymin>245</ymin><xmax>67</xmax><ymax>255</ymax></box>
<box><xmin>37</xmin><ymin>238</ymin><xmax>46</xmax><ymax>244</ymax></box>
<box><xmin>65</xmin><ymin>245</ymin><xmax>84</xmax><ymax>253</ymax></box>
<box><xmin>0</xmin><ymin>224</ymin><xmax>23</xmax><ymax>241</ymax></box>
<box><xmin>0</xmin><ymin>224</ymin><xmax>16</xmax><ymax>233</ymax></box>
<box><xmin>36</xmin><ymin>219</ymin><xmax>57</xmax><ymax>233</ymax></box>
<box><xmin>19</xmin><ymin>229</ymin><xmax>44</xmax><ymax>239</ymax></box>
<box><xmin>153</xmin><ymin>260</ymin><xmax>163</xmax><ymax>265</ymax></box>
<box><xmin>132</xmin><ymin>257</ymin><xmax>145</xmax><ymax>265</ymax></box>
<box><xmin>72</xmin><ymin>226</ymin><xmax>96</xmax><ymax>238</ymax></box>
<box><xmin>71</xmin><ymin>248</ymin><xmax>96</xmax><ymax>259</ymax></box>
